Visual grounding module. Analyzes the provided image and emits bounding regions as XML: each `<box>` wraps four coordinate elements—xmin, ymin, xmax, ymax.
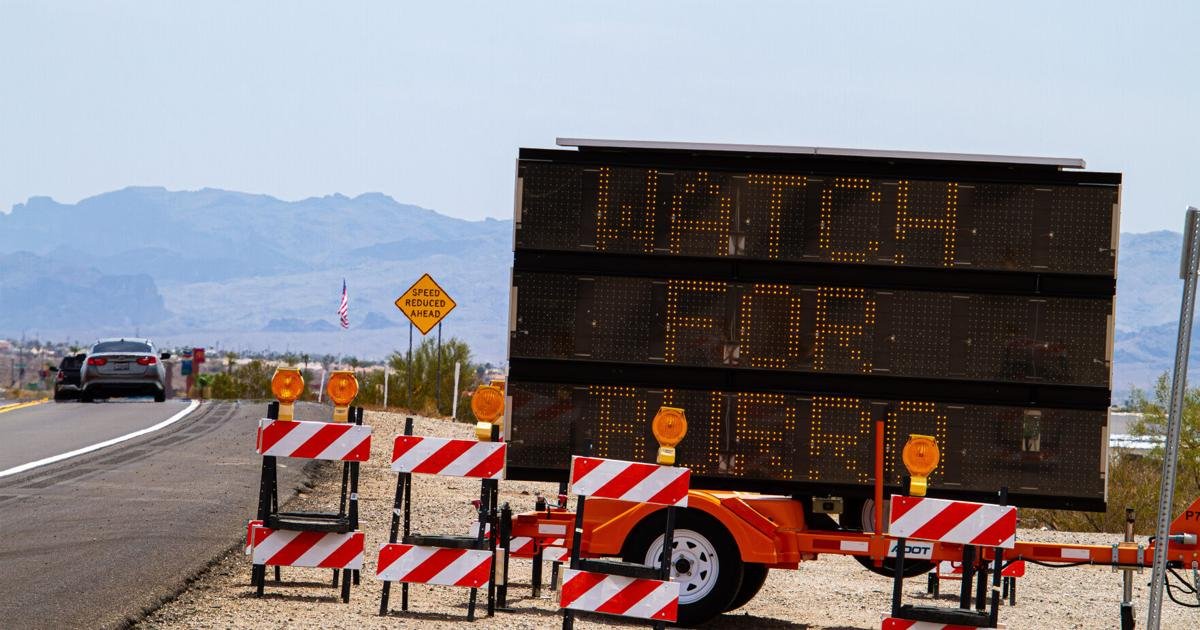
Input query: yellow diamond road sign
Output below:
<box><xmin>395</xmin><ymin>273</ymin><xmax>456</xmax><ymax>335</ymax></box>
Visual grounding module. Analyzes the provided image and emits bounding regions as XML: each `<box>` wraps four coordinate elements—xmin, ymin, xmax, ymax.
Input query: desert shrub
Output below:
<box><xmin>385</xmin><ymin>337</ymin><xmax>478</xmax><ymax>420</ymax></box>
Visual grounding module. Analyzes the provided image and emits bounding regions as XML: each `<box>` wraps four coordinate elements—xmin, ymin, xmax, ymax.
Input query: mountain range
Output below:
<box><xmin>0</xmin><ymin>188</ymin><xmax>512</xmax><ymax>364</ymax></box>
<box><xmin>0</xmin><ymin>187</ymin><xmax>1192</xmax><ymax>397</ymax></box>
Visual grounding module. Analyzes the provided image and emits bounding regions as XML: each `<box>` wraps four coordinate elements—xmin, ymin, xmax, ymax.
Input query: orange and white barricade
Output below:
<box><xmin>560</xmin><ymin>455</ymin><xmax>690</xmax><ymax>630</ymax></box>
<box><xmin>250</xmin><ymin>528</ymin><xmax>365</xmax><ymax>569</ymax></box>
<box><xmin>883</xmin><ymin>494</ymin><xmax>1017</xmax><ymax>630</ymax></box>
<box><xmin>377</xmin><ymin>417</ymin><xmax>507</xmax><ymax>621</ymax></box>
<box><xmin>249</xmin><ymin>405</ymin><xmax>372</xmax><ymax>603</ymax></box>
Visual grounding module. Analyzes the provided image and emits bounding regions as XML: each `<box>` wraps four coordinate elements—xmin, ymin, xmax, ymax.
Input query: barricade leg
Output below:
<box><xmin>975</xmin><ymin>555</ymin><xmax>988</xmax><ymax>611</ymax></box>
<box><xmin>274</xmin><ymin>566</ymin><xmax>280</xmax><ymax>582</ymax></box>
<box><xmin>988</xmin><ymin>549</ymin><xmax>1003</xmax><ymax>626</ymax></box>
<box><xmin>562</xmin><ymin>493</ymin><xmax>588</xmax><ymax>630</ymax></box>
<box><xmin>497</xmin><ymin>503</ymin><xmax>512</xmax><ymax>610</ymax></box>
<box><xmin>531</xmin><ymin>548</ymin><xmax>544</xmax><ymax>598</ymax></box>
<box><xmin>890</xmin><ymin>536</ymin><xmax>907</xmax><ymax>617</ymax></box>
<box><xmin>958</xmin><ymin>544</ymin><xmax>975</xmax><ymax>609</ymax></box>
<box><xmin>484</xmin><ymin>479</ymin><xmax>497</xmax><ymax>617</ymax></box>
<box><xmin>401</xmin><ymin>417</ymin><xmax>414</xmax><ymax>611</ymax></box>
<box><xmin>653</xmin><ymin>504</ymin><xmax>678</xmax><ymax>630</ymax></box>
<box><xmin>341</xmin><ymin>568</ymin><xmax>351</xmax><ymax>603</ymax></box>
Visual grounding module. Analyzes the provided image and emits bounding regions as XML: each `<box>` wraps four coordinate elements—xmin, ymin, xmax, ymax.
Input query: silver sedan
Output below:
<box><xmin>80</xmin><ymin>338</ymin><xmax>170</xmax><ymax>402</ymax></box>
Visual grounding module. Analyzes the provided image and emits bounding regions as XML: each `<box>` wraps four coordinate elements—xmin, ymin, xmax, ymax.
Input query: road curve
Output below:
<box><xmin>0</xmin><ymin>400</ymin><xmax>324</xmax><ymax>629</ymax></box>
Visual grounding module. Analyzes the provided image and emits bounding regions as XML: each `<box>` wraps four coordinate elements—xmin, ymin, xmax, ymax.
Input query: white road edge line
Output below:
<box><xmin>0</xmin><ymin>400</ymin><xmax>202</xmax><ymax>478</ymax></box>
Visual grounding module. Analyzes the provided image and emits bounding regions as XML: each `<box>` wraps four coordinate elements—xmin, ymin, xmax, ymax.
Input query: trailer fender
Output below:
<box><xmin>585</xmin><ymin>491</ymin><xmax>789</xmax><ymax>565</ymax></box>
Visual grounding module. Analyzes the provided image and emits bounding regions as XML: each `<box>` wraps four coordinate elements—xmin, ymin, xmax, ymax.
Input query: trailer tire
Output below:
<box><xmin>726</xmin><ymin>563</ymin><xmax>768</xmax><ymax>612</ymax></box>
<box><xmin>621</xmin><ymin>509</ymin><xmax>742</xmax><ymax>627</ymax></box>
<box><xmin>842</xmin><ymin>498</ymin><xmax>935</xmax><ymax>578</ymax></box>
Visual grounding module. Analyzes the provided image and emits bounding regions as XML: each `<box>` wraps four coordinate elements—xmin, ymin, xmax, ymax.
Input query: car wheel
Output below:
<box><xmin>154</xmin><ymin>391</ymin><xmax>166</xmax><ymax>402</ymax></box>
<box><xmin>726</xmin><ymin>562</ymin><xmax>768</xmax><ymax>612</ymax></box>
<box><xmin>621</xmin><ymin>509</ymin><xmax>743</xmax><ymax>627</ymax></box>
<box><xmin>80</xmin><ymin>391</ymin><xmax>94</xmax><ymax>403</ymax></box>
<box><xmin>842</xmin><ymin>498</ymin><xmax>935</xmax><ymax>578</ymax></box>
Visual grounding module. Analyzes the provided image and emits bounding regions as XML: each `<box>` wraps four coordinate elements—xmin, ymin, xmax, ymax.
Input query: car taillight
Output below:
<box><xmin>137</xmin><ymin>356</ymin><xmax>157</xmax><ymax>366</ymax></box>
<box><xmin>87</xmin><ymin>357</ymin><xmax>107</xmax><ymax>366</ymax></box>
<box><xmin>56</xmin><ymin>370</ymin><xmax>65</xmax><ymax>381</ymax></box>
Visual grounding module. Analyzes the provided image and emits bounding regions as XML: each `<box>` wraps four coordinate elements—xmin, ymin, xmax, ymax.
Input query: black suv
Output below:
<box><xmin>53</xmin><ymin>354</ymin><xmax>86</xmax><ymax>401</ymax></box>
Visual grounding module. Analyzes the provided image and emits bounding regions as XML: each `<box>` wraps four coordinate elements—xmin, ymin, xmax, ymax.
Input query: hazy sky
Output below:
<box><xmin>1</xmin><ymin>1</ymin><xmax>1196</xmax><ymax>232</ymax></box>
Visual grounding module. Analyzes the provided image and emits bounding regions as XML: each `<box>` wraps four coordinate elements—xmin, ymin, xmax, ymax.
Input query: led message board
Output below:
<box><xmin>507</xmin><ymin>144</ymin><xmax>1119</xmax><ymax>510</ymax></box>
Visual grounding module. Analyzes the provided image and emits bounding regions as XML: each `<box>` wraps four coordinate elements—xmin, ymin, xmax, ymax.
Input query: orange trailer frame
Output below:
<box><xmin>507</xmin><ymin>418</ymin><xmax>1200</xmax><ymax>612</ymax></box>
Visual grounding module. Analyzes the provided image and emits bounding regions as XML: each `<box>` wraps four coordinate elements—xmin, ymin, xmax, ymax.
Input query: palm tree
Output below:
<box><xmin>224</xmin><ymin>351</ymin><xmax>238</xmax><ymax>375</ymax></box>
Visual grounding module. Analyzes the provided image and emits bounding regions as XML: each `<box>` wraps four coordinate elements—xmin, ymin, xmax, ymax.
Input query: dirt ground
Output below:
<box><xmin>137</xmin><ymin>411</ymin><xmax>1199</xmax><ymax>629</ymax></box>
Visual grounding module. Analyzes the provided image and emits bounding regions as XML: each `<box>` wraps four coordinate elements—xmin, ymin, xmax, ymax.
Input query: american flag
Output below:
<box><xmin>338</xmin><ymin>279</ymin><xmax>349</xmax><ymax>329</ymax></box>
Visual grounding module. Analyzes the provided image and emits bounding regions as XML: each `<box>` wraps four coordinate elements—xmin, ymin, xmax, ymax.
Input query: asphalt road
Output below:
<box><xmin>0</xmin><ymin>399</ymin><xmax>325</xmax><ymax>629</ymax></box>
<box><xmin>0</xmin><ymin>399</ymin><xmax>194</xmax><ymax>470</ymax></box>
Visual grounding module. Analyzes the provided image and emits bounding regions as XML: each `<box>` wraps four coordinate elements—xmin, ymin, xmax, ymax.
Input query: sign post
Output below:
<box><xmin>395</xmin><ymin>274</ymin><xmax>457</xmax><ymax>416</ymax></box>
<box><xmin>436</xmin><ymin>323</ymin><xmax>443</xmax><ymax>413</ymax></box>
<box><xmin>1146</xmin><ymin>206</ymin><xmax>1200</xmax><ymax>630</ymax></box>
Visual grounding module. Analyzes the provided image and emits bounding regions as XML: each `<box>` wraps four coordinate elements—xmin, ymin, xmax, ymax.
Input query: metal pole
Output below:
<box><xmin>1121</xmin><ymin>507</ymin><xmax>1136</xmax><ymax>630</ymax></box>
<box><xmin>1147</xmin><ymin>206</ymin><xmax>1200</xmax><ymax>630</ymax></box>
<box><xmin>452</xmin><ymin>361</ymin><xmax>461</xmax><ymax>419</ymax></box>
<box><xmin>383</xmin><ymin>363</ymin><xmax>389</xmax><ymax>409</ymax></box>
<box><xmin>407</xmin><ymin>323</ymin><xmax>413</xmax><ymax>411</ymax></box>
<box><xmin>436</xmin><ymin>322</ymin><xmax>443</xmax><ymax>415</ymax></box>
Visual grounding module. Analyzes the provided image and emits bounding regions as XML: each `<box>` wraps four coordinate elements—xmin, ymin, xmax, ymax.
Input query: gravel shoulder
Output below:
<box><xmin>137</xmin><ymin>411</ymin><xmax>1198</xmax><ymax>629</ymax></box>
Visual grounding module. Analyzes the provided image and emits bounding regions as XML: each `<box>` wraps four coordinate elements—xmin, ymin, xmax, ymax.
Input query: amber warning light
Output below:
<box><xmin>472</xmin><ymin>383</ymin><xmax>506</xmax><ymax>441</ymax></box>
<box><xmin>327</xmin><ymin>370</ymin><xmax>359</xmax><ymax>422</ymax></box>
<box><xmin>270</xmin><ymin>368</ymin><xmax>304</xmax><ymax>421</ymax></box>
<box><xmin>902</xmin><ymin>434</ymin><xmax>940</xmax><ymax>497</ymax></box>
<box><xmin>652</xmin><ymin>406</ymin><xmax>688</xmax><ymax>466</ymax></box>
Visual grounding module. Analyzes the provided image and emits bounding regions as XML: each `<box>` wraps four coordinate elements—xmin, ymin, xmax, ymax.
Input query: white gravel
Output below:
<box><xmin>138</xmin><ymin>411</ymin><xmax>1199</xmax><ymax>629</ymax></box>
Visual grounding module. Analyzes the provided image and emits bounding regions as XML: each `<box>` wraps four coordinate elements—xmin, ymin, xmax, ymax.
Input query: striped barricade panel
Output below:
<box><xmin>888</xmin><ymin>495</ymin><xmax>1017</xmax><ymax>549</ymax></box>
<box><xmin>882</xmin><ymin>618</ymin><xmax>998</xmax><ymax>629</ymax></box>
<box><xmin>543</xmin><ymin>545</ymin><xmax>571</xmax><ymax>564</ymax></box>
<box><xmin>256</xmin><ymin>418</ymin><xmax>372</xmax><ymax>461</ymax></box>
<box><xmin>559</xmin><ymin>568</ymin><xmax>679</xmax><ymax>622</ymax></box>
<box><xmin>568</xmin><ymin>456</ymin><xmax>690</xmax><ymax>507</ymax></box>
<box><xmin>245</xmin><ymin>519</ymin><xmax>263</xmax><ymax>555</ymax></box>
<box><xmin>508</xmin><ymin>536</ymin><xmax>535</xmax><ymax>558</ymax></box>
<box><xmin>392</xmin><ymin>436</ymin><xmax>506</xmax><ymax>479</ymax></box>
<box><xmin>250</xmin><ymin>526</ymin><xmax>365</xmax><ymax>569</ymax></box>
<box><xmin>376</xmin><ymin>543</ymin><xmax>492</xmax><ymax>588</ymax></box>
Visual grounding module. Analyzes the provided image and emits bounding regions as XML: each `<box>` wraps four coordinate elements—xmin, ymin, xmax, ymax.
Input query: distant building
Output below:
<box><xmin>1109</xmin><ymin>411</ymin><xmax>1153</xmax><ymax>452</ymax></box>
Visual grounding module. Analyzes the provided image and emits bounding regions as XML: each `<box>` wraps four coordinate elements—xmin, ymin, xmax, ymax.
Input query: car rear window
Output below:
<box><xmin>92</xmin><ymin>341</ymin><xmax>153</xmax><ymax>354</ymax></box>
<box><xmin>60</xmin><ymin>356</ymin><xmax>84</xmax><ymax>369</ymax></box>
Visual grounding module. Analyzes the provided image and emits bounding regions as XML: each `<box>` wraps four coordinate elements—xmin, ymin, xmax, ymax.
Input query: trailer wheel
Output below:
<box><xmin>842</xmin><ymin>498</ymin><xmax>934</xmax><ymax>578</ymax></box>
<box><xmin>726</xmin><ymin>563</ymin><xmax>768</xmax><ymax>611</ymax></box>
<box><xmin>622</xmin><ymin>509</ymin><xmax>742</xmax><ymax>627</ymax></box>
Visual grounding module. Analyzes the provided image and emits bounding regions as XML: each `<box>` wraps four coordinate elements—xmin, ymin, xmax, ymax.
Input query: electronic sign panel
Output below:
<box><xmin>506</xmin><ymin>144</ymin><xmax>1119</xmax><ymax>510</ymax></box>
